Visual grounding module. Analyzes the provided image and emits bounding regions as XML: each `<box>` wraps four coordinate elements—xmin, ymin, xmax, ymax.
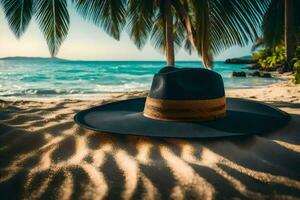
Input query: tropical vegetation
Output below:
<box><xmin>252</xmin><ymin>45</ymin><xmax>285</xmax><ymax>69</ymax></box>
<box><xmin>0</xmin><ymin>0</ymin><xmax>270</xmax><ymax>68</ymax></box>
<box><xmin>250</xmin><ymin>0</ymin><xmax>300</xmax><ymax>83</ymax></box>
<box><xmin>252</xmin><ymin>44</ymin><xmax>300</xmax><ymax>83</ymax></box>
<box><xmin>254</xmin><ymin>0</ymin><xmax>300</xmax><ymax>68</ymax></box>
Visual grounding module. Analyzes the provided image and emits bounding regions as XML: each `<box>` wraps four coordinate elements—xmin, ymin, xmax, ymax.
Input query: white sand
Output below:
<box><xmin>0</xmin><ymin>81</ymin><xmax>300</xmax><ymax>199</ymax></box>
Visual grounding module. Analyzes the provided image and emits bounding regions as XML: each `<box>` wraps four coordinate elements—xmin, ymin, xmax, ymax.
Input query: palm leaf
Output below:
<box><xmin>190</xmin><ymin>0</ymin><xmax>270</xmax><ymax>68</ymax></box>
<box><xmin>171</xmin><ymin>0</ymin><xmax>196</xmax><ymax>49</ymax></box>
<box><xmin>34</xmin><ymin>0</ymin><xmax>70</xmax><ymax>57</ymax></box>
<box><xmin>72</xmin><ymin>0</ymin><xmax>126</xmax><ymax>40</ymax></box>
<box><xmin>190</xmin><ymin>0</ymin><xmax>212</xmax><ymax>67</ymax></box>
<box><xmin>126</xmin><ymin>0</ymin><xmax>155</xmax><ymax>49</ymax></box>
<box><xmin>1</xmin><ymin>0</ymin><xmax>33</xmax><ymax>38</ymax></box>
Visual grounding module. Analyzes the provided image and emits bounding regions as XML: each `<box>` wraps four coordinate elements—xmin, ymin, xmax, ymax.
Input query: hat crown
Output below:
<box><xmin>143</xmin><ymin>67</ymin><xmax>226</xmax><ymax>121</ymax></box>
<box><xmin>148</xmin><ymin>67</ymin><xmax>225</xmax><ymax>100</ymax></box>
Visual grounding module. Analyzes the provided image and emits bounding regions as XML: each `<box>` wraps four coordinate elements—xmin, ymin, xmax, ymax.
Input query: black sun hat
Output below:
<box><xmin>74</xmin><ymin>67</ymin><xmax>290</xmax><ymax>138</ymax></box>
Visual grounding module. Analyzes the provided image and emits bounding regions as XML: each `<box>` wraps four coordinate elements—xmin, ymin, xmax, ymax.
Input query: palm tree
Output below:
<box><xmin>1</xmin><ymin>0</ymin><xmax>269</xmax><ymax>67</ymax></box>
<box><xmin>0</xmin><ymin>0</ymin><xmax>126</xmax><ymax>57</ymax></box>
<box><xmin>284</xmin><ymin>0</ymin><xmax>296</xmax><ymax>68</ymax></box>
<box><xmin>126</xmin><ymin>0</ymin><xmax>270</xmax><ymax>68</ymax></box>
<box><xmin>260</xmin><ymin>0</ymin><xmax>300</xmax><ymax>69</ymax></box>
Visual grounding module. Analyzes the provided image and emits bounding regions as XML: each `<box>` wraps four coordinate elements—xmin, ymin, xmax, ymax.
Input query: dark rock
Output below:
<box><xmin>225</xmin><ymin>58</ymin><xmax>256</xmax><ymax>64</ymax></box>
<box><xmin>232</xmin><ymin>71</ymin><xmax>246</xmax><ymax>77</ymax></box>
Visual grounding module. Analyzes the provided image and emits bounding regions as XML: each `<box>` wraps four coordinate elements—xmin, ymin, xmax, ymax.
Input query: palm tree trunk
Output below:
<box><xmin>285</xmin><ymin>0</ymin><xmax>295</xmax><ymax>70</ymax></box>
<box><xmin>164</xmin><ymin>0</ymin><xmax>175</xmax><ymax>66</ymax></box>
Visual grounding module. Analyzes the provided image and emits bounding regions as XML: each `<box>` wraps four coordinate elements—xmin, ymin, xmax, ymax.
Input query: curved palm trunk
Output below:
<box><xmin>164</xmin><ymin>0</ymin><xmax>175</xmax><ymax>66</ymax></box>
<box><xmin>285</xmin><ymin>0</ymin><xmax>295</xmax><ymax>70</ymax></box>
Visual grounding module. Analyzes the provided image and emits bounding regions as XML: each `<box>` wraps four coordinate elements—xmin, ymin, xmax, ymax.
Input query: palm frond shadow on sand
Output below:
<box><xmin>0</xmin><ymin>95</ymin><xmax>300</xmax><ymax>200</ymax></box>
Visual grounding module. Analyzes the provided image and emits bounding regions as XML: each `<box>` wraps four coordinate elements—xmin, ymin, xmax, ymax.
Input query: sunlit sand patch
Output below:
<box><xmin>114</xmin><ymin>149</ymin><xmax>139</xmax><ymax>200</ymax></box>
<box><xmin>273</xmin><ymin>140</ymin><xmax>300</xmax><ymax>153</ymax></box>
<box><xmin>170</xmin><ymin>185</ymin><xmax>184</xmax><ymax>200</ymax></box>
<box><xmin>160</xmin><ymin>145</ymin><xmax>215</xmax><ymax>200</ymax></box>
<box><xmin>89</xmin><ymin>150</ymin><xmax>106</xmax><ymax>168</ymax></box>
<box><xmin>24</xmin><ymin>147</ymin><xmax>57</xmax><ymax>190</ymax></box>
<box><xmin>166</xmin><ymin>139</ymin><xmax>204</xmax><ymax>163</ymax></box>
<box><xmin>199</xmin><ymin>148</ymin><xmax>221</xmax><ymax>166</ymax></box>
<box><xmin>167</xmin><ymin>139</ymin><xmax>219</xmax><ymax>167</ymax></box>
<box><xmin>213</xmin><ymin>165</ymin><xmax>265</xmax><ymax>199</ymax></box>
<box><xmin>60</xmin><ymin>135</ymin><xmax>89</xmax><ymax>166</ymax></box>
<box><xmin>140</xmin><ymin>173</ymin><xmax>160</xmax><ymax>200</ymax></box>
<box><xmin>174</xmin><ymin>144</ymin><xmax>266</xmax><ymax>199</ymax></box>
<box><xmin>0</xmin><ymin>134</ymin><xmax>62</xmax><ymax>182</ymax></box>
<box><xmin>0</xmin><ymin>152</ymin><xmax>39</xmax><ymax>182</ymax></box>
<box><xmin>55</xmin><ymin>170</ymin><xmax>73</xmax><ymax>200</ymax></box>
<box><xmin>36</xmin><ymin>145</ymin><xmax>56</xmax><ymax>171</ymax></box>
<box><xmin>24</xmin><ymin>168</ymin><xmax>57</xmax><ymax>200</ymax></box>
<box><xmin>80</xmin><ymin>164</ymin><xmax>108</xmax><ymax>200</ymax></box>
<box><xmin>129</xmin><ymin>137</ymin><xmax>154</xmax><ymax>165</ymax></box>
<box><xmin>31</xmin><ymin>120</ymin><xmax>75</xmax><ymax>133</ymax></box>
<box><xmin>214</xmin><ymin>164</ymin><xmax>299</xmax><ymax>199</ymax></box>
<box><xmin>221</xmin><ymin>158</ymin><xmax>300</xmax><ymax>190</ymax></box>
<box><xmin>185</xmin><ymin>146</ymin><xmax>300</xmax><ymax>199</ymax></box>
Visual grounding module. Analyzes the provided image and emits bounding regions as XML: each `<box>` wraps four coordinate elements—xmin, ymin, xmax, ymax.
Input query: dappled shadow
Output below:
<box><xmin>0</xmin><ymin>97</ymin><xmax>299</xmax><ymax>199</ymax></box>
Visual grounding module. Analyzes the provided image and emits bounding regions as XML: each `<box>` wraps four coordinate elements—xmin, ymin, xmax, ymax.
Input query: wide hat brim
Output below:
<box><xmin>74</xmin><ymin>97</ymin><xmax>290</xmax><ymax>138</ymax></box>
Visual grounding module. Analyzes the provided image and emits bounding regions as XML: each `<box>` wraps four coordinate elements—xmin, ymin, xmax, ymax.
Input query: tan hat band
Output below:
<box><xmin>143</xmin><ymin>96</ymin><xmax>226</xmax><ymax>121</ymax></box>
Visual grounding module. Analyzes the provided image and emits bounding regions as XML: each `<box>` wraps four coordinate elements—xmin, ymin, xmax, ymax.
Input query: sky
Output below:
<box><xmin>0</xmin><ymin>4</ymin><xmax>253</xmax><ymax>61</ymax></box>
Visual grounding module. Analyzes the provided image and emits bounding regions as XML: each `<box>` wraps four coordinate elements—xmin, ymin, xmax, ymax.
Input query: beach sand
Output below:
<box><xmin>0</xmin><ymin>82</ymin><xmax>300</xmax><ymax>200</ymax></box>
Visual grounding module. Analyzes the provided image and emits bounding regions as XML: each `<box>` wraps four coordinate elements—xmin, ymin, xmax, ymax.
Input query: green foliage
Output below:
<box><xmin>293</xmin><ymin>60</ymin><xmax>300</xmax><ymax>84</ymax></box>
<box><xmin>253</xmin><ymin>44</ymin><xmax>300</xmax><ymax>84</ymax></box>
<box><xmin>1</xmin><ymin>0</ymin><xmax>33</xmax><ymax>39</ymax></box>
<box><xmin>253</xmin><ymin>45</ymin><xmax>285</xmax><ymax>68</ymax></box>
<box><xmin>72</xmin><ymin>0</ymin><xmax>126</xmax><ymax>40</ymax></box>
<box><xmin>35</xmin><ymin>0</ymin><xmax>70</xmax><ymax>57</ymax></box>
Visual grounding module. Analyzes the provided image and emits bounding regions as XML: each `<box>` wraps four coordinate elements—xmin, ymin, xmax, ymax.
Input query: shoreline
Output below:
<box><xmin>0</xmin><ymin>71</ymin><xmax>296</xmax><ymax>103</ymax></box>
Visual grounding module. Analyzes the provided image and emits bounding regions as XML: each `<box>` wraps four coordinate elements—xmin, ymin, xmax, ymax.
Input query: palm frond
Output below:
<box><xmin>72</xmin><ymin>0</ymin><xmax>126</xmax><ymax>40</ymax></box>
<box><xmin>190</xmin><ymin>0</ymin><xmax>212</xmax><ymax>68</ymax></box>
<box><xmin>34</xmin><ymin>0</ymin><xmax>70</xmax><ymax>57</ymax></box>
<box><xmin>150</xmin><ymin>13</ymin><xmax>166</xmax><ymax>54</ymax></box>
<box><xmin>171</xmin><ymin>0</ymin><xmax>196</xmax><ymax>49</ymax></box>
<box><xmin>150</xmin><ymin>10</ymin><xmax>185</xmax><ymax>55</ymax></box>
<box><xmin>190</xmin><ymin>0</ymin><xmax>270</xmax><ymax>68</ymax></box>
<box><xmin>126</xmin><ymin>0</ymin><xmax>155</xmax><ymax>49</ymax></box>
<box><xmin>1</xmin><ymin>0</ymin><xmax>33</xmax><ymax>38</ymax></box>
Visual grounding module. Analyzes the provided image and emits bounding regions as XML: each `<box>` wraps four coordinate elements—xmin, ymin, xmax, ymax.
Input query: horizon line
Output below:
<box><xmin>0</xmin><ymin>56</ymin><xmax>229</xmax><ymax>62</ymax></box>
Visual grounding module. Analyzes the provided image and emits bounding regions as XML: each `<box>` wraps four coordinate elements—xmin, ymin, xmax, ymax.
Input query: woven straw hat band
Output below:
<box><xmin>143</xmin><ymin>96</ymin><xmax>226</xmax><ymax>121</ymax></box>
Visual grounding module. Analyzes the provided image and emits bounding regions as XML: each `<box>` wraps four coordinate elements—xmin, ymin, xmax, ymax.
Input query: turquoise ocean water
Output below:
<box><xmin>0</xmin><ymin>59</ymin><xmax>280</xmax><ymax>98</ymax></box>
